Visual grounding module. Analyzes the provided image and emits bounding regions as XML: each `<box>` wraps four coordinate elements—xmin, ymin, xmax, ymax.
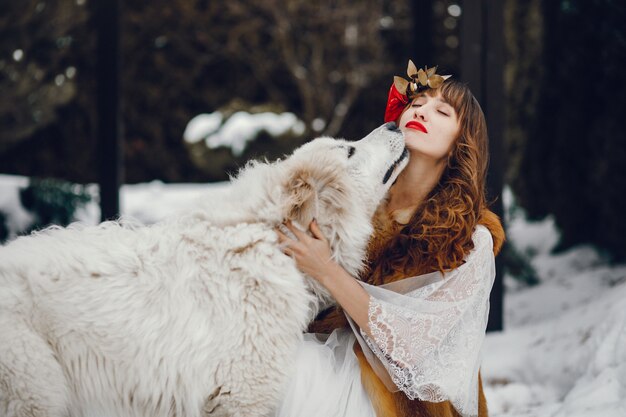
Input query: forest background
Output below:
<box><xmin>1</xmin><ymin>0</ymin><xmax>625</xmax><ymax>264</ymax></box>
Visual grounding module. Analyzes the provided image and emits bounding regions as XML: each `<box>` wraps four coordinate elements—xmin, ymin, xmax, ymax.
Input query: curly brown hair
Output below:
<box><xmin>367</xmin><ymin>80</ymin><xmax>490</xmax><ymax>283</ymax></box>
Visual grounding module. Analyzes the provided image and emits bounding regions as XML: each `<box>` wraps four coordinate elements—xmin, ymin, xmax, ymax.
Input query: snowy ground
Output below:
<box><xmin>483</xmin><ymin>189</ymin><xmax>626</xmax><ymax>416</ymax></box>
<box><xmin>0</xmin><ymin>175</ymin><xmax>624</xmax><ymax>415</ymax></box>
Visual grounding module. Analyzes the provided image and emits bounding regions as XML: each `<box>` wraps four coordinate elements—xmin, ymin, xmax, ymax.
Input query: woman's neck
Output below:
<box><xmin>387</xmin><ymin>155</ymin><xmax>446</xmax><ymax>213</ymax></box>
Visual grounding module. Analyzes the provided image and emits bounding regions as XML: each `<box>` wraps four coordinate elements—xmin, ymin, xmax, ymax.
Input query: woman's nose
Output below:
<box><xmin>413</xmin><ymin>107</ymin><xmax>427</xmax><ymax>121</ymax></box>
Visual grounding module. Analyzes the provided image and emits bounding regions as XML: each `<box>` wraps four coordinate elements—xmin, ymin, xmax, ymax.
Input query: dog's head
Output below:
<box><xmin>281</xmin><ymin>123</ymin><xmax>408</xmax><ymax>281</ymax></box>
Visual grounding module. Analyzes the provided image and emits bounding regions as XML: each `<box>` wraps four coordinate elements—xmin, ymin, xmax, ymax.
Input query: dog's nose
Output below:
<box><xmin>385</xmin><ymin>122</ymin><xmax>401</xmax><ymax>132</ymax></box>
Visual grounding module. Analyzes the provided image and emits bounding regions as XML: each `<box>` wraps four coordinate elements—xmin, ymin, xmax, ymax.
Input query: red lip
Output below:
<box><xmin>405</xmin><ymin>121</ymin><xmax>428</xmax><ymax>133</ymax></box>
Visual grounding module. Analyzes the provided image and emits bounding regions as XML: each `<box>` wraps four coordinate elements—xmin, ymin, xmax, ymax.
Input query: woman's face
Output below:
<box><xmin>398</xmin><ymin>92</ymin><xmax>460</xmax><ymax>161</ymax></box>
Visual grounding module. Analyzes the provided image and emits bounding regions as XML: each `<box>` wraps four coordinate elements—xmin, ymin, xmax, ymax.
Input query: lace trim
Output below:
<box><xmin>362</xmin><ymin>227</ymin><xmax>494</xmax><ymax>416</ymax></box>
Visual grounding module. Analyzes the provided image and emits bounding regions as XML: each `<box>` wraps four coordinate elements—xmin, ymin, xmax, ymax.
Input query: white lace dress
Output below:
<box><xmin>274</xmin><ymin>225</ymin><xmax>495</xmax><ymax>417</ymax></box>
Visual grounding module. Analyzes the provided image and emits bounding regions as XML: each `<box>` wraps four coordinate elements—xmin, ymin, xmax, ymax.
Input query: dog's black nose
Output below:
<box><xmin>385</xmin><ymin>122</ymin><xmax>400</xmax><ymax>132</ymax></box>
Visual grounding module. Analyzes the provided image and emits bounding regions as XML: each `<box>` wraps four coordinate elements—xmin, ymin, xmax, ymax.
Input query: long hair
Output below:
<box><xmin>367</xmin><ymin>80</ymin><xmax>490</xmax><ymax>283</ymax></box>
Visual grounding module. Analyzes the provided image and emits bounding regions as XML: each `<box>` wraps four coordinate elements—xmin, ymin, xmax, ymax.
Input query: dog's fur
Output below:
<box><xmin>0</xmin><ymin>125</ymin><xmax>408</xmax><ymax>417</ymax></box>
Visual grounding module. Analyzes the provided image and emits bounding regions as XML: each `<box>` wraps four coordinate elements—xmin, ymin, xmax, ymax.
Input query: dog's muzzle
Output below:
<box><xmin>382</xmin><ymin>147</ymin><xmax>409</xmax><ymax>185</ymax></box>
<box><xmin>385</xmin><ymin>121</ymin><xmax>401</xmax><ymax>133</ymax></box>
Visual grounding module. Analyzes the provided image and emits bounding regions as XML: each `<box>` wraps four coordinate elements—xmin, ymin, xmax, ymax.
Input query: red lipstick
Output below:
<box><xmin>405</xmin><ymin>121</ymin><xmax>428</xmax><ymax>133</ymax></box>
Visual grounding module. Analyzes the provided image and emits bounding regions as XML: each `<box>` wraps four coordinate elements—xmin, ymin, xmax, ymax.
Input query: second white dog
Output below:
<box><xmin>0</xmin><ymin>123</ymin><xmax>408</xmax><ymax>417</ymax></box>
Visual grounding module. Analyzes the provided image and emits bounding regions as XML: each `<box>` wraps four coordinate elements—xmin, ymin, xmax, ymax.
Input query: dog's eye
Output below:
<box><xmin>347</xmin><ymin>146</ymin><xmax>356</xmax><ymax>159</ymax></box>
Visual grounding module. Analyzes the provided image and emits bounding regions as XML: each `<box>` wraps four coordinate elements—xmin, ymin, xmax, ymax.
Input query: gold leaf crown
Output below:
<box><xmin>393</xmin><ymin>60</ymin><xmax>452</xmax><ymax>99</ymax></box>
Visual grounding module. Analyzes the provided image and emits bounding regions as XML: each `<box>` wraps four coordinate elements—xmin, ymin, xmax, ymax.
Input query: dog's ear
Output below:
<box><xmin>283</xmin><ymin>168</ymin><xmax>318</xmax><ymax>226</ymax></box>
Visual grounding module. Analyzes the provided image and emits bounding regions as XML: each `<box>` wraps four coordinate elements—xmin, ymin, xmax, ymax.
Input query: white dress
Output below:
<box><xmin>274</xmin><ymin>225</ymin><xmax>495</xmax><ymax>417</ymax></box>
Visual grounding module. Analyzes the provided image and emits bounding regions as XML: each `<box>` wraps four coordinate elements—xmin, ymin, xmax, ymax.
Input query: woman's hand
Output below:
<box><xmin>277</xmin><ymin>219</ymin><xmax>372</xmax><ymax>334</ymax></box>
<box><xmin>275</xmin><ymin>219</ymin><xmax>339</xmax><ymax>285</ymax></box>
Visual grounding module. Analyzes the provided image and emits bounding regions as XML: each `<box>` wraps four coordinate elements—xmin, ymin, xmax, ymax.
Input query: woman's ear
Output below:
<box><xmin>282</xmin><ymin>168</ymin><xmax>318</xmax><ymax>226</ymax></box>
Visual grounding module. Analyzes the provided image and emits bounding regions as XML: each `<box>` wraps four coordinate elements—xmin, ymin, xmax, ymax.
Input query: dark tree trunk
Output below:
<box><xmin>95</xmin><ymin>0</ymin><xmax>123</xmax><ymax>221</ymax></box>
<box><xmin>461</xmin><ymin>0</ymin><xmax>505</xmax><ymax>332</ymax></box>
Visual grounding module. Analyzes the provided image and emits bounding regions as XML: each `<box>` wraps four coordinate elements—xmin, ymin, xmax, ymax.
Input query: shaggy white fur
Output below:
<box><xmin>0</xmin><ymin>124</ymin><xmax>408</xmax><ymax>417</ymax></box>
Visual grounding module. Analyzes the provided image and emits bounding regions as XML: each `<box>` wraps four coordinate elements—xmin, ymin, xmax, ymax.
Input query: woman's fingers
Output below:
<box><xmin>275</xmin><ymin>227</ymin><xmax>293</xmax><ymax>252</ymax></box>
<box><xmin>276</xmin><ymin>220</ymin><xmax>335</xmax><ymax>282</ymax></box>
<box><xmin>283</xmin><ymin>219</ymin><xmax>309</xmax><ymax>242</ymax></box>
<box><xmin>275</xmin><ymin>227</ymin><xmax>289</xmax><ymax>243</ymax></box>
<box><xmin>283</xmin><ymin>219</ymin><xmax>326</xmax><ymax>243</ymax></box>
<box><xmin>309</xmin><ymin>219</ymin><xmax>326</xmax><ymax>242</ymax></box>
<box><xmin>275</xmin><ymin>224</ymin><xmax>305</xmax><ymax>257</ymax></box>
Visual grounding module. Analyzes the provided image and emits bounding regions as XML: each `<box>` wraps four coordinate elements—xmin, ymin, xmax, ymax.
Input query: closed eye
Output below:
<box><xmin>347</xmin><ymin>146</ymin><xmax>356</xmax><ymax>159</ymax></box>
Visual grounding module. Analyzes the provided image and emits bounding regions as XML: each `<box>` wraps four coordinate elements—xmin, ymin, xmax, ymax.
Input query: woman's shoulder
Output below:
<box><xmin>469</xmin><ymin>225</ymin><xmax>497</xmax><ymax>264</ymax></box>
<box><xmin>473</xmin><ymin>224</ymin><xmax>493</xmax><ymax>247</ymax></box>
<box><xmin>477</xmin><ymin>209</ymin><xmax>505</xmax><ymax>256</ymax></box>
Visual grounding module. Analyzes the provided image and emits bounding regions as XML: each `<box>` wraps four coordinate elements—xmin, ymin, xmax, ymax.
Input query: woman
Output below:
<box><xmin>275</xmin><ymin>61</ymin><xmax>505</xmax><ymax>417</ymax></box>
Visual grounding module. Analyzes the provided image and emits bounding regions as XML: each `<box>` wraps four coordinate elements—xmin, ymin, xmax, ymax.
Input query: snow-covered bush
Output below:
<box><xmin>183</xmin><ymin>109</ymin><xmax>307</xmax><ymax>181</ymax></box>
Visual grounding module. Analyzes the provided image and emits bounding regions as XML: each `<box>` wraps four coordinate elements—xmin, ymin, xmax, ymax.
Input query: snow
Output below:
<box><xmin>183</xmin><ymin>111</ymin><xmax>306</xmax><ymax>156</ymax></box>
<box><xmin>0</xmin><ymin>176</ymin><xmax>624</xmax><ymax>415</ymax></box>
<box><xmin>183</xmin><ymin>112</ymin><xmax>224</xmax><ymax>144</ymax></box>
<box><xmin>0</xmin><ymin>175</ymin><xmax>227</xmax><ymax>229</ymax></box>
<box><xmin>0</xmin><ymin>174</ymin><xmax>34</xmax><ymax>237</ymax></box>
<box><xmin>484</xmin><ymin>187</ymin><xmax>626</xmax><ymax>416</ymax></box>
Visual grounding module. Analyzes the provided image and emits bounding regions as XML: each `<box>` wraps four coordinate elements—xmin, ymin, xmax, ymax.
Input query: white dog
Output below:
<box><xmin>0</xmin><ymin>123</ymin><xmax>408</xmax><ymax>417</ymax></box>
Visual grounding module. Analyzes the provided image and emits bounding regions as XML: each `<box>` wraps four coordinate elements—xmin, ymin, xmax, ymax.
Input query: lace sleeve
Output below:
<box><xmin>351</xmin><ymin>226</ymin><xmax>495</xmax><ymax>417</ymax></box>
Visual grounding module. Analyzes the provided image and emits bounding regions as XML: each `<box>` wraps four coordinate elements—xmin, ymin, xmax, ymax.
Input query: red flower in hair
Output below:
<box><xmin>383</xmin><ymin>60</ymin><xmax>452</xmax><ymax>123</ymax></box>
<box><xmin>384</xmin><ymin>83</ymin><xmax>409</xmax><ymax>123</ymax></box>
